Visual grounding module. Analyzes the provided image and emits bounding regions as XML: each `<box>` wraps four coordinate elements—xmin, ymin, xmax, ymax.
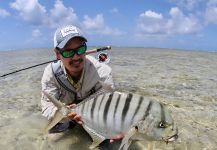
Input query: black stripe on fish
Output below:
<box><xmin>81</xmin><ymin>100</ymin><xmax>85</xmax><ymax>115</ymax></box>
<box><xmin>142</xmin><ymin>101</ymin><xmax>153</xmax><ymax>120</ymax></box>
<box><xmin>113</xmin><ymin>93</ymin><xmax>121</xmax><ymax>128</ymax></box>
<box><xmin>97</xmin><ymin>94</ymin><xmax>106</xmax><ymax>125</ymax></box>
<box><xmin>90</xmin><ymin>97</ymin><xmax>98</xmax><ymax>120</ymax></box>
<box><xmin>130</xmin><ymin>96</ymin><xmax>144</xmax><ymax>125</ymax></box>
<box><xmin>98</xmin><ymin>94</ymin><xmax>106</xmax><ymax>112</ymax></box>
<box><xmin>160</xmin><ymin>103</ymin><xmax>165</xmax><ymax>122</ymax></box>
<box><xmin>113</xmin><ymin>93</ymin><xmax>121</xmax><ymax>118</ymax></box>
<box><xmin>121</xmin><ymin>93</ymin><xmax>133</xmax><ymax>128</ymax></box>
<box><xmin>103</xmin><ymin>93</ymin><xmax>113</xmax><ymax>125</ymax></box>
<box><xmin>85</xmin><ymin>99</ymin><xmax>91</xmax><ymax>118</ymax></box>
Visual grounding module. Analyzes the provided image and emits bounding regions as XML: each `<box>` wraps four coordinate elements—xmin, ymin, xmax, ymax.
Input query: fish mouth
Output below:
<box><xmin>163</xmin><ymin>134</ymin><xmax>178</xmax><ymax>144</ymax></box>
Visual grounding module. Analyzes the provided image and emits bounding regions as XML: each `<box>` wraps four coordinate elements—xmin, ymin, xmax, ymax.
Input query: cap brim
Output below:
<box><xmin>57</xmin><ymin>35</ymin><xmax>87</xmax><ymax>49</ymax></box>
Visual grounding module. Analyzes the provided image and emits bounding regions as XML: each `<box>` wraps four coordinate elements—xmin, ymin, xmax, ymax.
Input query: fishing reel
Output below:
<box><xmin>96</xmin><ymin>52</ymin><xmax>110</xmax><ymax>64</ymax></box>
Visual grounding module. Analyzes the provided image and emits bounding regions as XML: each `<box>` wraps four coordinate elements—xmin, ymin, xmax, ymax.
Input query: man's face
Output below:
<box><xmin>58</xmin><ymin>37</ymin><xmax>86</xmax><ymax>77</ymax></box>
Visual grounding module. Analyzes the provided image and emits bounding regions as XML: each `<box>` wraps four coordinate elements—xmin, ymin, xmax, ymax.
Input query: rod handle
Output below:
<box><xmin>86</xmin><ymin>46</ymin><xmax>111</xmax><ymax>55</ymax></box>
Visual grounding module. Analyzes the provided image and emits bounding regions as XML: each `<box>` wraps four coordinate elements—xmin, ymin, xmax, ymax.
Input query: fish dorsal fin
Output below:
<box><xmin>82</xmin><ymin>124</ymin><xmax>106</xmax><ymax>149</ymax></box>
<box><xmin>76</xmin><ymin>89</ymin><xmax>108</xmax><ymax>107</ymax></box>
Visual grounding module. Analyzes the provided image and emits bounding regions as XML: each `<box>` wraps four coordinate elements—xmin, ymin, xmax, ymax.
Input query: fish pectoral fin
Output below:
<box><xmin>46</xmin><ymin>110</ymin><xmax>66</xmax><ymax>131</ymax></box>
<box><xmin>82</xmin><ymin>125</ymin><xmax>105</xmax><ymax>149</ymax></box>
<box><xmin>118</xmin><ymin>127</ymin><xmax>138</xmax><ymax>150</ymax></box>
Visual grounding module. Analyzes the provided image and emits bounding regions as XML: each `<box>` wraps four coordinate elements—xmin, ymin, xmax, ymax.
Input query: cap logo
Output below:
<box><xmin>60</xmin><ymin>26</ymin><xmax>79</xmax><ymax>37</ymax></box>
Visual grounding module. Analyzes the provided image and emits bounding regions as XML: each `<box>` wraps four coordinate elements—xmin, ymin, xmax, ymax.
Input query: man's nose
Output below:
<box><xmin>72</xmin><ymin>53</ymin><xmax>81</xmax><ymax>59</ymax></box>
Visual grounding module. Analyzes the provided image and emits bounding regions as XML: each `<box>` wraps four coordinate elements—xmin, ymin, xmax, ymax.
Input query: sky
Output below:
<box><xmin>0</xmin><ymin>0</ymin><xmax>217</xmax><ymax>51</ymax></box>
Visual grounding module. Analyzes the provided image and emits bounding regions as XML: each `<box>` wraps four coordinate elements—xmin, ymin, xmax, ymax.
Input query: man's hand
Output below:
<box><xmin>110</xmin><ymin>134</ymin><xmax>124</xmax><ymax>143</ymax></box>
<box><xmin>67</xmin><ymin>104</ymin><xmax>83</xmax><ymax>125</ymax></box>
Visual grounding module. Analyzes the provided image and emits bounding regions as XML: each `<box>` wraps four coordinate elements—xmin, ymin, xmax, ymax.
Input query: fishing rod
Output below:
<box><xmin>0</xmin><ymin>46</ymin><xmax>111</xmax><ymax>78</ymax></box>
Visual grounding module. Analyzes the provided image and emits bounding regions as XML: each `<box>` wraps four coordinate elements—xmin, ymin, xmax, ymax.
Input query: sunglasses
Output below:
<box><xmin>57</xmin><ymin>43</ymin><xmax>87</xmax><ymax>58</ymax></box>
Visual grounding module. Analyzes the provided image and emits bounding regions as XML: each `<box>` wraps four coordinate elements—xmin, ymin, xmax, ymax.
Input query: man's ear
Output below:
<box><xmin>56</xmin><ymin>52</ymin><xmax>61</xmax><ymax>60</ymax></box>
<box><xmin>53</xmin><ymin>48</ymin><xmax>61</xmax><ymax>60</ymax></box>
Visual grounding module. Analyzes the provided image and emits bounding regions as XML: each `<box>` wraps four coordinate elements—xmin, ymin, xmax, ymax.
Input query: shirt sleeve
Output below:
<box><xmin>41</xmin><ymin>64</ymin><xmax>59</xmax><ymax>120</ymax></box>
<box><xmin>100</xmin><ymin>64</ymin><xmax>115</xmax><ymax>90</ymax></box>
<box><xmin>86</xmin><ymin>55</ymin><xmax>115</xmax><ymax>90</ymax></box>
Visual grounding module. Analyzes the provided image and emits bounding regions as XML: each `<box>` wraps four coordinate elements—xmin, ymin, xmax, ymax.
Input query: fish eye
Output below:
<box><xmin>158</xmin><ymin>121</ymin><xmax>167</xmax><ymax>128</ymax></box>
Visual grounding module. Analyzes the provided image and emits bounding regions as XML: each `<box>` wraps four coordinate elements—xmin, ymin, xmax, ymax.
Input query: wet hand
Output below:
<box><xmin>67</xmin><ymin>104</ymin><xmax>83</xmax><ymax>125</ymax></box>
<box><xmin>109</xmin><ymin>134</ymin><xmax>124</xmax><ymax>143</ymax></box>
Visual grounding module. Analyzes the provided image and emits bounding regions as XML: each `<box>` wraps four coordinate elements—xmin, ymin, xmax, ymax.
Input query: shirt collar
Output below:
<box><xmin>60</xmin><ymin>60</ymin><xmax>85</xmax><ymax>90</ymax></box>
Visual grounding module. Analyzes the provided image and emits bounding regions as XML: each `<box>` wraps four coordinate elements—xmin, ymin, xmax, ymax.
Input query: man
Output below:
<box><xmin>41</xmin><ymin>25</ymin><xmax>122</xmax><ymax>143</ymax></box>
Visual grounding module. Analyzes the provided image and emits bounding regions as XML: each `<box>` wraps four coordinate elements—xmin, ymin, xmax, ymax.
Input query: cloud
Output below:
<box><xmin>138</xmin><ymin>10</ymin><xmax>164</xmax><ymax>34</ymax></box>
<box><xmin>168</xmin><ymin>7</ymin><xmax>201</xmax><ymax>34</ymax></box>
<box><xmin>0</xmin><ymin>8</ymin><xmax>10</xmax><ymax>18</ymax></box>
<box><xmin>137</xmin><ymin>7</ymin><xmax>202</xmax><ymax>36</ymax></box>
<box><xmin>109</xmin><ymin>8</ymin><xmax>119</xmax><ymax>14</ymax></box>
<box><xmin>169</xmin><ymin>0</ymin><xmax>217</xmax><ymax>25</ymax></box>
<box><xmin>32</xmin><ymin>29</ymin><xmax>42</xmax><ymax>37</ymax></box>
<box><xmin>10</xmin><ymin>0</ymin><xmax>78</xmax><ymax>28</ymax></box>
<box><xmin>140</xmin><ymin>10</ymin><xmax>163</xmax><ymax>19</ymax></box>
<box><xmin>10</xmin><ymin>0</ymin><xmax>48</xmax><ymax>26</ymax></box>
<box><xmin>49</xmin><ymin>0</ymin><xmax>79</xmax><ymax>28</ymax></box>
<box><xmin>168</xmin><ymin>0</ymin><xmax>202</xmax><ymax>11</ymax></box>
<box><xmin>205</xmin><ymin>0</ymin><xmax>217</xmax><ymax>24</ymax></box>
<box><xmin>10</xmin><ymin>0</ymin><xmax>123</xmax><ymax>36</ymax></box>
<box><xmin>82</xmin><ymin>14</ymin><xmax>123</xmax><ymax>35</ymax></box>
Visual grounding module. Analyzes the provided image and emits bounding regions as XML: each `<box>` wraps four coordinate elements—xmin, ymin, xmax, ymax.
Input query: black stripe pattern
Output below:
<box><xmin>130</xmin><ymin>96</ymin><xmax>144</xmax><ymax>125</ymax></box>
<box><xmin>103</xmin><ymin>93</ymin><xmax>113</xmax><ymax>124</ymax></box>
<box><xmin>121</xmin><ymin>93</ymin><xmax>133</xmax><ymax>128</ymax></box>
<box><xmin>90</xmin><ymin>97</ymin><xmax>98</xmax><ymax>120</ymax></box>
<box><xmin>142</xmin><ymin>101</ymin><xmax>153</xmax><ymax>121</ymax></box>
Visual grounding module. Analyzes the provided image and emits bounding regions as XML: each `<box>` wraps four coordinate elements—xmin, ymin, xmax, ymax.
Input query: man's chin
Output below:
<box><xmin>70</xmin><ymin>66</ymin><xmax>83</xmax><ymax>73</ymax></box>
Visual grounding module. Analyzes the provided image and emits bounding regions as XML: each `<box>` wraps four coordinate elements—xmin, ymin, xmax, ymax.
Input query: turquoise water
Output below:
<box><xmin>0</xmin><ymin>48</ymin><xmax>217</xmax><ymax>149</ymax></box>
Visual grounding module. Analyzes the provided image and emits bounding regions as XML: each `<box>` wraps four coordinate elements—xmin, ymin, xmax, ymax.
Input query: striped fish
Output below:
<box><xmin>43</xmin><ymin>90</ymin><xmax>178</xmax><ymax>150</ymax></box>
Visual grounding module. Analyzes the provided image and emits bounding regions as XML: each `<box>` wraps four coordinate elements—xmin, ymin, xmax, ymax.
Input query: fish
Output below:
<box><xmin>43</xmin><ymin>90</ymin><xmax>178</xmax><ymax>150</ymax></box>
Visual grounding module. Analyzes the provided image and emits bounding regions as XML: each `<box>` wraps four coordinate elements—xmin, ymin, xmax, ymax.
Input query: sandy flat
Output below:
<box><xmin>0</xmin><ymin>48</ymin><xmax>216</xmax><ymax>150</ymax></box>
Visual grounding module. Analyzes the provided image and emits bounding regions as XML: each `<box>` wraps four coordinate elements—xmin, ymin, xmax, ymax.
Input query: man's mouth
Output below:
<box><xmin>69</xmin><ymin>58</ymin><xmax>83</xmax><ymax>66</ymax></box>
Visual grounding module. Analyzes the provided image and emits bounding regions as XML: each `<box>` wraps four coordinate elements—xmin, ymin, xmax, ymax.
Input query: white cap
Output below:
<box><xmin>54</xmin><ymin>25</ymin><xmax>87</xmax><ymax>48</ymax></box>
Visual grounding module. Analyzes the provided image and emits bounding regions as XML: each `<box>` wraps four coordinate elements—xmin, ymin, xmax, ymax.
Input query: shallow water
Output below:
<box><xmin>0</xmin><ymin>48</ymin><xmax>217</xmax><ymax>150</ymax></box>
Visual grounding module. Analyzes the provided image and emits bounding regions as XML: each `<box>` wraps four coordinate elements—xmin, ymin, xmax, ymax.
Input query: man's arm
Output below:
<box><xmin>41</xmin><ymin>64</ymin><xmax>83</xmax><ymax>124</ymax></box>
<box><xmin>41</xmin><ymin>64</ymin><xmax>60</xmax><ymax>120</ymax></box>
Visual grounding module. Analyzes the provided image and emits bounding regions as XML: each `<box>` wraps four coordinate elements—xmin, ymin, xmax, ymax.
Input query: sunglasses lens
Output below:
<box><xmin>77</xmin><ymin>45</ymin><xmax>87</xmax><ymax>55</ymax></box>
<box><xmin>61</xmin><ymin>44</ymin><xmax>87</xmax><ymax>58</ymax></box>
<box><xmin>62</xmin><ymin>50</ymin><xmax>75</xmax><ymax>58</ymax></box>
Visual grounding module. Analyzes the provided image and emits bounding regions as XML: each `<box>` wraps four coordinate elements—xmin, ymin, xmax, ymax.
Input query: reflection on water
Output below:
<box><xmin>0</xmin><ymin>48</ymin><xmax>217</xmax><ymax>149</ymax></box>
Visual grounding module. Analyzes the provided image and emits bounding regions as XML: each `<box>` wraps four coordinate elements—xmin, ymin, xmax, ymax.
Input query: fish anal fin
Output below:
<box><xmin>82</xmin><ymin>125</ymin><xmax>105</xmax><ymax>149</ymax></box>
<box><xmin>118</xmin><ymin>127</ymin><xmax>138</xmax><ymax>150</ymax></box>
